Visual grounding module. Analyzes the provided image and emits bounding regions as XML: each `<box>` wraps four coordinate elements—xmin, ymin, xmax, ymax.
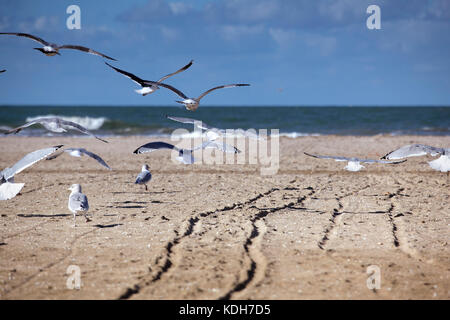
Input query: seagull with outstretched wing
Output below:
<box><xmin>4</xmin><ymin>117</ymin><xmax>108</xmax><ymax>143</ymax></box>
<box><xmin>105</xmin><ymin>60</ymin><xmax>192</xmax><ymax>96</ymax></box>
<box><xmin>304</xmin><ymin>152</ymin><xmax>406</xmax><ymax>172</ymax></box>
<box><xmin>0</xmin><ymin>32</ymin><xmax>116</xmax><ymax>60</ymax></box>
<box><xmin>167</xmin><ymin>115</ymin><xmax>262</xmax><ymax>140</ymax></box>
<box><xmin>382</xmin><ymin>144</ymin><xmax>449</xmax><ymax>172</ymax></box>
<box><xmin>133</xmin><ymin>140</ymin><xmax>240</xmax><ymax>164</ymax></box>
<box><xmin>0</xmin><ymin>145</ymin><xmax>63</xmax><ymax>200</ymax></box>
<box><xmin>172</xmin><ymin>84</ymin><xmax>250</xmax><ymax>111</ymax></box>
<box><xmin>46</xmin><ymin>148</ymin><xmax>111</xmax><ymax>170</ymax></box>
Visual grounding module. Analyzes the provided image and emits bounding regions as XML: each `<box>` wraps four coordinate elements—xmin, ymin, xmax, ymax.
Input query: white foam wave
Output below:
<box><xmin>170</xmin><ymin>131</ymin><xmax>320</xmax><ymax>139</ymax></box>
<box><xmin>25</xmin><ymin>115</ymin><xmax>107</xmax><ymax>130</ymax></box>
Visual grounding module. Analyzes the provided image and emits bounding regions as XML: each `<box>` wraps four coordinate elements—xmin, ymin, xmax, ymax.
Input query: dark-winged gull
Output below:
<box><xmin>0</xmin><ymin>32</ymin><xmax>116</xmax><ymax>60</ymax></box>
<box><xmin>68</xmin><ymin>184</ymin><xmax>89</xmax><ymax>227</ymax></box>
<box><xmin>166</xmin><ymin>115</ymin><xmax>262</xmax><ymax>140</ymax></box>
<box><xmin>5</xmin><ymin>117</ymin><xmax>108</xmax><ymax>143</ymax></box>
<box><xmin>135</xmin><ymin>164</ymin><xmax>152</xmax><ymax>191</ymax></box>
<box><xmin>304</xmin><ymin>152</ymin><xmax>406</xmax><ymax>172</ymax></box>
<box><xmin>133</xmin><ymin>141</ymin><xmax>240</xmax><ymax>164</ymax></box>
<box><xmin>0</xmin><ymin>145</ymin><xmax>63</xmax><ymax>200</ymax></box>
<box><xmin>105</xmin><ymin>60</ymin><xmax>192</xmax><ymax>96</ymax></box>
<box><xmin>171</xmin><ymin>84</ymin><xmax>250</xmax><ymax>111</ymax></box>
<box><xmin>46</xmin><ymin>148</ymin><xmax>111</xmax><ymax>170</ymax></box>
<box><xmin>382</xmin><ymin>144</ymin><xmax>449</xmax><ymax>172</ymax></box>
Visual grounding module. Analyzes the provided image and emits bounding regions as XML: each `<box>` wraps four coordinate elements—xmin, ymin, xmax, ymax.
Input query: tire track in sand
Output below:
<box><xmin>219</xmin><ymin>186</ymin><xmax>316</xmax><ymax>300</ymax></box>
<box><xmin>318</xmin><ymin>185</ymin><xmax>371</xmax><ymax>250</ymax></box>
<box><xmin>117</xmin><ymin>187</ymin><xmax>281</xmax><ymax>300</ymax></box>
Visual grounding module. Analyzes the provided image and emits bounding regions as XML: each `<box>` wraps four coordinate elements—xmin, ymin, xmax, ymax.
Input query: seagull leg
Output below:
<box><xmin>73</xmin><ymin>212</ymin><xmax>77</xmax><ymax>227</ymax></box>
<box><xmin>145</xmin><ymin>184</ymin><xmax>148</xmax><ymax>191</ymax></box>
<box><xmin>84</xmin><ymin>214</ymin><xmax>92</xmax><ymax>223</ymax></box>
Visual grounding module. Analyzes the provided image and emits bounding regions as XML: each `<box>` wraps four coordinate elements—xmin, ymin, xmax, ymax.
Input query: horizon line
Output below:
<box><xmin>1</xmin><ymin>104</ymin><xmax>450</xmax><ymax>108</ymax></box>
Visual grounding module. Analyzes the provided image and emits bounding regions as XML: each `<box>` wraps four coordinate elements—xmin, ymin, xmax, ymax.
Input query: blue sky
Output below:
<box><xmin>0</xmin><ymin>0</ymin><xmax>449</xmax><ymax>106</ymax></box>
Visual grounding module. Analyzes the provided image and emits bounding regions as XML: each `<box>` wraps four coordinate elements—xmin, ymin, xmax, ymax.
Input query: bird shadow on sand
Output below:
<box><xmin>107</xmin><ymin>205</ymin><xmax>146</xmax><ymax>209</ymax></box>
<box><xmin>104</xmin><ymin>200</ymin><xmax>164</xmax><ymax>209</ymax></box>
<box><xmin>111</xmin><ymin>191</ymin><xmax>180</xmax><ymax>195</ymax></box>
<box><xmin>93</xmin><ymin>223</ymin><xmax>123</xmax><ymax>229</ymax></box>
<box><xmin>17</xmin><ymin>213</ymin><xmax>71</xmax><ymax>218</ymax></box>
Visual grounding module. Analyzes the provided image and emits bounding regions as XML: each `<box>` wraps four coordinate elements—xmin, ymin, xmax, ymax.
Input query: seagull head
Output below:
<box><xmin>142</xmin><ymin>164</ymin><xmax>150</xmax><ymax>171</ymax></box>
<box><xmin>68</xmin><ymin>184</ymin><xmax>82</xmax><ymax>193</ymax></box>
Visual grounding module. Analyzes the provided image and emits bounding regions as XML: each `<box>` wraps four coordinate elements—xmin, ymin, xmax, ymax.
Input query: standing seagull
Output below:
<box><xmin>304</xmin><ymin>152</ymin><xmax>406</xmax><ymax>172</ymax></box>
<box><xmin>5</xmin><ymin>117</ymin><xmax>108</xmax><ymax>143</ymax></box>
<box><xmin>382</xmin><ymin>144</ymin><xmax>450</xmax><ymax>172</ymax></box>
<box><xmin>105</xmin><ymin>60</ymin><xmax>193</xmax><ymax>96</ymax></box>
<box><xmin>0</xmin><ymin>145</ymin><xmax>63</xmax><ymax>200</ymax></box>
<box><xmin>68</xmin><ymin>184</ymin><xmax>90</xmax><ymax>227</ymax></box>
<box><xmin>0</xmin><ymin>32</ymin><xmax>116</xmax><ymax>60</ymax></box>
<box><xmin>135</xmin><ymin>164</ymin><xmax>152</xmax><ymax>191</ymax></box>
<box><xmin>46</xmin><ymin>147</ymin><xmax>112</xmax><ymax>170</ymax></box>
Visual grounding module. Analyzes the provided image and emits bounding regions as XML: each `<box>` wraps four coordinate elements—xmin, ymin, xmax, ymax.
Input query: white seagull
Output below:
<box><xmin>0</xmin><ymin>145</ymin><xmax>63</xmax><ymax>200</ymax></box>
<box><xmin>133</xmin><ymin>141</ymin><xmax>240</xmax><ymax>164</ymax></box>
<box><xmin>166</xmin><ymin>115</ymin><xmax>262</xmax><ymax>140</ymax></box>
<box><xmin>5</xmin><ymin>117</ymin><xmax>108</xmax><ymax>143</ymax></box>
<box><xmin>105</xmin><ymin>60</ymin><xmax>193</xmax><ymax>96</ymax></box>
<box><xmin>171</xmin><ymin>84</ymin><xmax>250</xmax><ymax>111</ymax></box>
<box><xmin>68</xmin><ymin>184</ymin><xmax>90</xmax><ymax>227</ymax></box>
<box><xmin>304</xmin><ymin>152</ymin><xmax>406</xmax><ymax>172</ymax></box>
<box><xmin>382</xmin><ymin>144</ymin><xmax>450</xmax><ymax>172</ymax></box>
<box><xmin>0</xmin><ymin>32</ymin><xmax>116</xmax><ymax>60</ymax></box>
<box><xmin>135</xmin><ymin>164</ymin><xmax>152</xmax><ymax>191</ymax></box>
<box><xmin>46</xmin><ymin>148</ymin><xmax>112</xmax><ymax>170</ymax></box>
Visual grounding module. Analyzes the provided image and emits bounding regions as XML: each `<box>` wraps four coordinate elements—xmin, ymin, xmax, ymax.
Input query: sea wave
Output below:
<box><xmin>25</xmin><ymin>115</ymin><xmax>107</xmax><ymax>130</ymax></box>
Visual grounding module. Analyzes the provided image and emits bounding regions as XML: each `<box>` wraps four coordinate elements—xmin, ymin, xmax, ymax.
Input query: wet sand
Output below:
<box><xmin>0</xmin><ymin>135</ymin><xmax>449</xmax><ymax>299</ymax></box>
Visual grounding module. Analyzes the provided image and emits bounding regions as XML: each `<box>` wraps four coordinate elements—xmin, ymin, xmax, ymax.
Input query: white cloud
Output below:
<box><xmin>160</xmin><ymin>25</ymin><xmax>178</xmax><ymax>40</ymax></box>
<box><xmin>18</xmin><ymin>16</ymin><xmax>58</xmax><ymax>32</ymax></box>
<box><xmin>220</xmin><ymin>24</ymin><xmax>264</xmax><ymax>41</ymax></box>
<box><xmin>269</xmin><ymin>27</ymin><xmax>337</xmax><ymax>55</ymax></box>
<box><xmin>268</xmin><ymin>27</ymin><xmax>296</xmax><ymax>46</ymax></box>
<box><xmin>169</xmin><ymin>2</ymin><xmax>192</xmax><ymax>15</ymax></box>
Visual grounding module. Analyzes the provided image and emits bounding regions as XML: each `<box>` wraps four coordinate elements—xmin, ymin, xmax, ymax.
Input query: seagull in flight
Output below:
<box><xmin>46</xmin><ymin>148</ymin><xmax>112</xmax><ymax>170</ymax></box>
<box><xmin>382</xmin><ymin>144</ymin><xmax>450</xmax><ymax>172</ymax></box>
<box><xmin>135</xmin><ymin>164</ymin><xmax>152</xmax><ymax>191</ymax></box>
<box><xmin>167</xmin><ymin>115</ymin><xmax>262</xmax><ymax>140</ymax></box>
<box><xmin>0</xmin><ymin>145</ymin><xmax>63</xmax><ymax>200</ymax></box>
<box><xmin>171</xmin><ymin>84</ymin><xmax>250</xmax><ymax>111</ymax></box>
<box><xmin>133</xmin><ymin>141</ymin><xmax>240</xmax><ymax>164</ymax></box>
<box><xmin>0</xmin><ymin>32</ymin><xmax>116</xmax><ymax>60</ymax></box>
<box><xmin>105</xmin><ymin>60</ymin><xmax>193</xmax><ymax>96</ymax></box>
<box><xmin>304</xmin><ymin>152</ymin><xmax>406</xmax><ymax>172</ymax></box>
<box><xmin>5</xmin><ymin>117</ymin><xmax>108</xmax><ymax>143</ymax></box>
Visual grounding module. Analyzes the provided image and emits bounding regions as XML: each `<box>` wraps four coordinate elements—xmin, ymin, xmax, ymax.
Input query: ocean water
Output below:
<box><xmin>0</xmin><ymin>106</ymin><xmax>449</xmax><ymax>137</ymax></box>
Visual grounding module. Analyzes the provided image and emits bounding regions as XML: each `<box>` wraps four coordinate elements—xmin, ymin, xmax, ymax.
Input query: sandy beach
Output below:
<box><xmin>0</xmin><ymin>135</ymin><xmax>448</xmax><ymax>299</ymax></box>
